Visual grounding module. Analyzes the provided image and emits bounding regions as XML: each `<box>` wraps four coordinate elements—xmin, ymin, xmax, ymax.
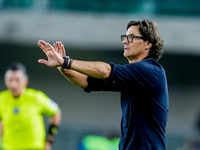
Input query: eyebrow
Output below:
<box><xmin>125</xmin><ymin>34</ymin><xmax>134</xmax><ymax>36</ymax></box>
<box><xmin>127</xmin><ymin>33</ymin><xmax>141</xmax><ymax>37</ymax></box>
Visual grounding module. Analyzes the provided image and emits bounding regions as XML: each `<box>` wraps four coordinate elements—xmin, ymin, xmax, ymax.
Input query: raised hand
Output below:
<box><xmin>38</xmin><ymin>40</ymin><xmax>64</xmax><ymax>67</ymax></box>
<box><xmin>53</xmin><ymin>41</ymin><xmax>66</xmax><ymax>57</ymax></box>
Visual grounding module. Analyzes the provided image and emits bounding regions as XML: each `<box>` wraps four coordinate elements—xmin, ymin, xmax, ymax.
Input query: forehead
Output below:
<box><xmin>5</xmin><ymin>70</ymin><xmax>26</xmax><ymax>80</ymax></box>
<box><xmin>126</xmin><ymin>26</ymin><xmax>140</xmax><ymax>35</ymax></box>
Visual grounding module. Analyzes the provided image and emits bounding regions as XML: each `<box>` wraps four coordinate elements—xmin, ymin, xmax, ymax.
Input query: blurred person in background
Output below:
<box><xmin>77</xmin><ymin>134</ymin><xmax>120</xmax><ymax>150</ymax></box>
<box><xmin>0</xmin><ymin>62</ymin><xmax>61</xmax><ymax>150</ymax></box>
<box><xmin>38</xmin><ymin>19</ymin><xmax>168</xmax><ymax>150</ymax></box>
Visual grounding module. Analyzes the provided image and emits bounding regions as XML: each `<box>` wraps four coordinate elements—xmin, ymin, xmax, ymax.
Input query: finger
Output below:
<box><xmin>61</xmin><ymin>44</ymin><xmax>66</xmax><ymax>56</ymax></box>
<box><xmin>56</xmin><ymin>41</ymin><xmax>60</xmax><ymax>53</ymax></box>
<box><xmin>46</xmin><ymin>43</ymin><xmax>56</xmax><ymax>53</ymax></box>
<box><xmin>39</xmin><ymin>40</ymin><xmax>48</xmax><ymax>45</ymax></box>
<box><xmin>39</xmin><ymin>40</ymin><xmax>54</xmax><ymax>53</ymax></box>
<box><xmin>38</xmin><ymin>40</ymin><xmax>51</xmax><ymax>53</ymax></box>
<box><xmin>57</xmin><ymin>41</ymin><xmax>63</xmax><ymax>56</ymax></box>
<box><xmin>38</xmin><ymin>41</ymin><xmax>48</xmax><ymax>53</ymax></box>
<box><xmin>38</xmin><ymin>59</ymin><xmax>49</xmax><ymax>65</ymax></box>
<box><xmin>38</xmin><ymin>40</ymin><xmax>48</xmax><ymax>48</ymax></box>
<box><xmin>57</xmin><ymin>41</ymin><xmax>62</xmax><ymax>52</ymax></box>
<box><xmin>56</xmin><ymin>41</ymin><xmax>59</xmax><ymax>49</ymax></box>
<box><xmin>53</xmin><ymin>43</ymin><xmax>58</xmax><ymax>53</ymax></box>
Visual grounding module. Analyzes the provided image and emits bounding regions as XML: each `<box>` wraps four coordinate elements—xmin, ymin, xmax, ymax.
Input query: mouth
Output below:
<box><xmin>124</xmin><ymin>47</ymin><xmax>129</xmax><ymax>50</ymax></box>
<box><xmin>11</xmin><ymin>88</ymin><xmax>18</xmax><ymax>93</ymax></box>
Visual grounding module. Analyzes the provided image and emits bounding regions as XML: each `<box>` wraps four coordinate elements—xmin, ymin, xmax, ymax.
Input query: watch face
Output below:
<box><xmin>13</xmin><ymin>107</ymin><xmax>20</xmax><ymax>114</ymax></box>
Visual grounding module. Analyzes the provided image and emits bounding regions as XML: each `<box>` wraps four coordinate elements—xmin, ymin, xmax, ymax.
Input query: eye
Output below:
<box><xmin>121</xmin><ymin>35</ymin><xmax>127</xmax><ymax>42</ymax></box>
<box><xmin>127</xmin><ymin>35</ymin><xmax>134</xmax><ymax>42</ymax></box>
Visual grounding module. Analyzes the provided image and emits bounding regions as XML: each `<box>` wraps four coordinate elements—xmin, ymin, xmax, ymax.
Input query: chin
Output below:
<box><xmin>11</xmin><ymin>92</ymin><xmax>20</xmax><ymax>98</ymax></box>
<box><xmin>123</xmin><ymin>52</ymin><xmax>130</xmax><ymax>58</ymax></box>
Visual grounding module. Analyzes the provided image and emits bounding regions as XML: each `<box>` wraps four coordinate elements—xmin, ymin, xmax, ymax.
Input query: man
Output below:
<box><xmin>38</xmin><ymin>19</ymin><xmax>169</xmax><ymax>150</ymax></box>
<box><xmin>0</xmin><ymin>63</ymin><xmax>61</xmax><ymax>150</ymax></box>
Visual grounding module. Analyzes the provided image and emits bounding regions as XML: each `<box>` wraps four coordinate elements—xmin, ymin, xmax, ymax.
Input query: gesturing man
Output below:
<box><xmin>38</xmin><ymin>19</ymin><xmax>169</xmax><ymax>150</ymax></box>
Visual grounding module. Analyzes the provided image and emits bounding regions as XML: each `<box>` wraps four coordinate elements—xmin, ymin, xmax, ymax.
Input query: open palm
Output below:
<box><xmin>38</xmin><ymin>40</ymin><xmax>64</xmax><ymax>67</ymax></box>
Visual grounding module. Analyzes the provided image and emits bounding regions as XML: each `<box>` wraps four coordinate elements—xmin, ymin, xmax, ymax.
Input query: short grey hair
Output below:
<box><xmin>5</xmin><ymin>62</ymin><xmax>29</xmax><ymax>81</ymax></box>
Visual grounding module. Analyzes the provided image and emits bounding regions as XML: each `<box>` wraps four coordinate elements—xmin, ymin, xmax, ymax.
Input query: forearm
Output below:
<box><xmin>49</xmin><ymin>110</ymin><xmax>61</xmax><ymax>125</ymax></box>
<box><xmin>46</xmin><ymin>110</ymin><xmax>61</xmax><ymax>144</ymax></box>
<box><xmin>57</xmin><ymin>60</ymin><xmax>111</xmax><ymax>89</ymax></box>
<box><xmin>70</xmin><ymin>60</ymin><xmax>111</xmax><ymax>79</ymax></box>
<box><xmin>58</xmin><ymin>67</ymin><xmax>88</xmax><ymax>89</ymax></box>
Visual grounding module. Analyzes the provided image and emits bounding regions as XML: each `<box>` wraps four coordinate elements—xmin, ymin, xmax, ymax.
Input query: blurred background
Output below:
<box><xmin>0</xmin><ymin>0</ymin><xmax>200</xmax><ymax>149</ymax></box>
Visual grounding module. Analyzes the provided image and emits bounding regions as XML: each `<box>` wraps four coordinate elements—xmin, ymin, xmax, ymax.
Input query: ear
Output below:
<box><xmin>145</xmin><ymin>41</ymin><xmax>153</xmax><ymax>50</ymax></box>
<box><xmin>25</xmin><ymin>79</ymin><xmax>29</xmax><ymax>87</ymax></box>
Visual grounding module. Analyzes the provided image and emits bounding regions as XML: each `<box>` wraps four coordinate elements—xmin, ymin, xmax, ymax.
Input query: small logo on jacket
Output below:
<box><xmin>13</xmin><ymin>107</ymin><xmax>20</xmax><ymax>114</ymax></box>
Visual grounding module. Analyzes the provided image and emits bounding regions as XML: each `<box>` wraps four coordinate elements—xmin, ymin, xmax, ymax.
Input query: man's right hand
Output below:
<box><xmin>38</xmin><ymin>40</ymin><xmax>64</xmax><ymax>68</ymax></box>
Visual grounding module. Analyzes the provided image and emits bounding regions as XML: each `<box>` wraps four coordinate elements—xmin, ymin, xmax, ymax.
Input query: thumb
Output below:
<box><xmin>38</xmin><ymin>59</ymin><xmax>49</xmax><ymax>65</ymax></box>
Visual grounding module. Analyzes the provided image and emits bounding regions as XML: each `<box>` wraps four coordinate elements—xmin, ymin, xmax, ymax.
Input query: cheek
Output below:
<box><xmin>19</xmin><ymin>81</ymin><xmax>27</xmax><ymax>88</ymax></box>
<box><xmin>21</xmin><ymin>80</ymin><xmax>28</xmax><ymax>89</ymax></box>
<box><xmin>133</xmin><ymin>43</ymin><xmax>145</xmax><ymax>52</ymax></box>
<box><xmin>5</xmin><ymin>82</ymin><xmax>11</xmax><ymax>89</ymax></box>
<box><xmin>5</xmin><ymin>80</ymin><xmax>14</xmax><ymax>89</ymax></box>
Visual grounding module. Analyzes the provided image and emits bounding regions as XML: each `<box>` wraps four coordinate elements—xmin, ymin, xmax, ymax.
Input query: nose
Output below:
<box><xmin>122</xmin><ymin>37</ymin><xmax>128</xmax><ymax>44</ymax></box>
<box><xmin>10</xmin><ymin>81</ymin><xmax>18</xmax><ymax>89</ymax></box>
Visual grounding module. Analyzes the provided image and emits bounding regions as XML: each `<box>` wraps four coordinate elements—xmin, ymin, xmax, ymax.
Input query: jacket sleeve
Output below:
<box><xmin>84</xmin><ymin>59</ymin><xmax>159</xmax><ymax>93</ymax></box>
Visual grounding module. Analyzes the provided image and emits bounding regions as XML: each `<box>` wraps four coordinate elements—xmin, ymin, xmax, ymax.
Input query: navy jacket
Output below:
<box><xmin>85</xmin><ymin>58</ymin><xmax>169</xmax><ymax>150</ymax></box>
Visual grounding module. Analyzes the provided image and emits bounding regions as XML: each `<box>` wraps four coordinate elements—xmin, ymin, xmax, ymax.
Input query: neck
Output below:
<box><xmin>128</xmin><ymin>56</ymin><xmax>148</xmax><ymax>64</ymax></box>
<box><xmin>12</xmin><ymin>89</ymin><xmax>25</xmax><ymax>99</ymax></box>
<box><xmin>13</xmin><ymin>93</ymin><xmax>22</xmax><ymax>99</ymax></box>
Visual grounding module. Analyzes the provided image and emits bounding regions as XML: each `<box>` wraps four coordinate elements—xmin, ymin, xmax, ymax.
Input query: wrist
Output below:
<box><xmin>46</xmin><ymin>135</ymin><xmax>54</xmax><ymax>144</ymax></box>
<box><xmin>48</xmin><ymin>124</ymin><xmax>58</xmax><ymax>135</ymax></box>
<box><xmin>62</xmin><ymin>56</ymin><xmax>73</xmax><ymax>69</ymax></box>
<box><xmin>46</xmin><ymin>124</ymin><xmax>59</xmax><ymax>144</ymax></box>
<box><xmin>60</xmin><ymin>57</ymin><xmax>65</xmax><ymax>67</ymax></box>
